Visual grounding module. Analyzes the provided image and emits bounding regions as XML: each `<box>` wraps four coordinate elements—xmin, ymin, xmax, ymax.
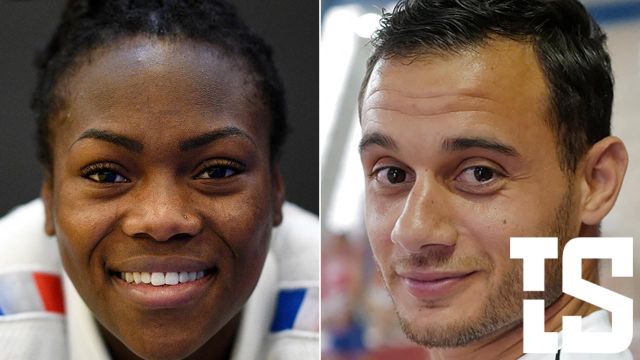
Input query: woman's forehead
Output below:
<box><xmin>65</xmin><ymin>36</ymin><xmax>258</xmax><ymax>107</ymax></box>
<box><xmin>50</xmin><ymin>36</ymin><xmax>269</xmax><ymax>148</ymax></box>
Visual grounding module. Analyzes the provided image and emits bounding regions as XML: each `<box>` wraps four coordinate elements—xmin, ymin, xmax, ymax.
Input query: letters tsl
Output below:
<box><xmin>511</xmin><ymin>237</ymin><xmax>633</xmax><ymax>354</ymax></box>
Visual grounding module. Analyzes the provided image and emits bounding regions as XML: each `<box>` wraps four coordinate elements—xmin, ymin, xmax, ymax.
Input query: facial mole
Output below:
<box><xmin>503</xmin><ymin>219</ymin><xmax>507</xmax><ymax>225</ymax></box>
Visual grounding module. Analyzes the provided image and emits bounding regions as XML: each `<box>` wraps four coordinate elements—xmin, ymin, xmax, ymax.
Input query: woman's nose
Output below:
<box><xmin>121</xmin><ymin>179</ymin><xmax>202</xmax><ymax>241</ymax></box>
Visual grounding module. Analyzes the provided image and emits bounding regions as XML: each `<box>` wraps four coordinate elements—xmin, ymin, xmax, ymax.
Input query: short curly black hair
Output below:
<box><xmin>33</xmin><ymin>0</ymin><xmax>288</xmax><ymax>172</ymax></box>
<box><xmin>359</xmin><ymin>0</ymin><xmax>613</xmax><ymax>173</ymax></box>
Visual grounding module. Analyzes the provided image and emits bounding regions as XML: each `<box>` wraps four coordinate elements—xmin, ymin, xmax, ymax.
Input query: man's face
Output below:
<box><xmin>359</xmin><ymin>40</ymin><xmax>582</xmax><ymax>347</ymax></box>
<box><xmin>43</xmin><ymin>37</ymin><xmax>283</xmax><ymax>359</ymax></box>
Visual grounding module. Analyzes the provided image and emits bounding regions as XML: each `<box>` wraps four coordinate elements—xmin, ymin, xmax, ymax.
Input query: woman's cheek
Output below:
<box><xmin>224</xmin><ymin>194</ymin><xmax>271</xmax><ymax>256</ymax></box>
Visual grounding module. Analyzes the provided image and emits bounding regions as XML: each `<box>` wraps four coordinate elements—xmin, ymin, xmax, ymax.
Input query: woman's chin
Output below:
<box><xmin>120</xmin><ymin>335</ymin><xmax>206</xmax><ymax>360</ymax></box>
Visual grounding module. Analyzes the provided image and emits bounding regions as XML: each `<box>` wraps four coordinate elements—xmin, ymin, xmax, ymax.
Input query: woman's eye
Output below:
<box><xmin>85</xmin><ymin>169</ymin><xmax>128</xmax><ymax>183</ymax></box>
<box><xmin>374</xmin><ymin>167</ymin><xmax>409</xmax><ymax>185</ymax></box>
<box><xmin>456</xmin><ymin>166</ymin><xmax>500</xmax><ymax>185</ymax></box>
<box><xmin>196</xmin><ymin>165</ymin><xmax>240</xmax><ymax>179</ymax></box>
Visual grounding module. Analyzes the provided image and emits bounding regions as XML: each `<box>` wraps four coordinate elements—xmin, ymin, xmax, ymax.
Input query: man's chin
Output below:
<box><xmin>394</xmin><ymin>302</ymin><xmax>523</xmax><ymax>348</ymax></box>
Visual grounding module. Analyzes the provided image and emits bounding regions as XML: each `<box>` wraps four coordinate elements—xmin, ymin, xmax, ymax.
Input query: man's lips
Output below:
<box><xmin>396</xmin><ymin>270</ymin><xmax>477</xmax><ymax>299</ymax></box>
<box><xmin>397</xmin><ymin>270</ymin><xmax>475</xmax><ymax>282</ymax></box>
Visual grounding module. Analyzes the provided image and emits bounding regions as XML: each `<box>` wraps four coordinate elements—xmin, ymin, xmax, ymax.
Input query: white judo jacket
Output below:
<box><xmin>0</xmin><ymin>199</ymin><xmax>319</xmax><ymax>360</ymax></box>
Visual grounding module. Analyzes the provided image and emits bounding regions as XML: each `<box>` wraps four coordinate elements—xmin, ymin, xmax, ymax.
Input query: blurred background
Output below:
<box><xmin>320</xmin><ymin>0</ymin><xmax>640</xmax><ymax>358</ymax></box>
<box><xmin>0</xmin><ymin>0</ymin><xmax>318</xmax><ymax>216</ymax></box>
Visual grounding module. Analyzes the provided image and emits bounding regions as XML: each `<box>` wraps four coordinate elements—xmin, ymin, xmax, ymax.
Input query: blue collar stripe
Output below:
<box><xmin>270</xmin><ymin>288</ymin><xmax>306</xmax><ymax>332</ymax></box>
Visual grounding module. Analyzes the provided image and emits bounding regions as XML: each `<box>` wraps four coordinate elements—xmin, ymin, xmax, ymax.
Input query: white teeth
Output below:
<box><xmin>151</xmin><ymin>272</ymin><xmax>164</xmax><ymax>286</ymax></box>
<box><xmin>141</xmin><ymin>272</ymin><xmax>151</xmax><ymax>284</ymax></box>
<box><xmin>120</xmin><ymin>271</ymin><xmax>205</xmax><ymax>286</ymax></box>
<box><xmin>179</xmin><ymin>272</ymin><xmax>189</xmax><ymax>283</ymax></box>
<box><xmin>165</xmin><ymin>272</ymin><xmax>179</xmax><ymax>285</ymax></box>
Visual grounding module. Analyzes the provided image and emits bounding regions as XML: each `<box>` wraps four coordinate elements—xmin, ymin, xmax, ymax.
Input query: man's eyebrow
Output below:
<box><xmin>359</xmin><ymin>131</ymin><xmax>398</xmax><ymax>154</ymax></box>
<box><xmin>442</xmin><ymin>137</ymin><xmax>520</xmax><ymax>157</ymax></box>
<box><xmin>178</xmin><ymin>126</ymin><xmax>256</xmax><ymax>152</ymax></box>
<box><xmin>73</xmin><ymin>129</ymin><xmax>143</xmax><ymax>153</ymax></box>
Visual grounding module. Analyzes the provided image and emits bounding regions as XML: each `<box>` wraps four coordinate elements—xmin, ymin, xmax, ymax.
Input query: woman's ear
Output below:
<box><xmin>579</xmin><ymin>136</ymin><xmax>628</xmax><ymax>225</ymax></box>
<box><xmin>271</xmin><ymin>164</ymin><xmax>286</xmax><ymax>227</ymax></box>
<box><xmin>41</xmin><ymin>172</ymin><xmax>56</xmax><ymax>236</ymax></box>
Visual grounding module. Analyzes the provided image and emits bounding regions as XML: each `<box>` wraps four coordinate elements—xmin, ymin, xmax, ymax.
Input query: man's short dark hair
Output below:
<box><xmin>359</xmin><ymin>0</ymin><xmax>613</xmax><ymax>173</ymax></box>
<box><xmin>33</xmin><ymin>0</ymin><xmax>288</xmax><ymax>172</ymax></box>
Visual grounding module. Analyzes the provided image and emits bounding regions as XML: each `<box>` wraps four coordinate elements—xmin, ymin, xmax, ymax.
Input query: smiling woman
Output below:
<box><xmin>0</xmin><ymin>1</ymin><xmax>319</xmax><ymax>360</ymax></box>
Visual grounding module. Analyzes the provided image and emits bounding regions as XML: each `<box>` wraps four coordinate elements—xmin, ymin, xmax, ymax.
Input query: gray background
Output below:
<box><xmin>0</xmin><ymin>0</ymin><xmax>318</xmax><ymax>217</ymax></box>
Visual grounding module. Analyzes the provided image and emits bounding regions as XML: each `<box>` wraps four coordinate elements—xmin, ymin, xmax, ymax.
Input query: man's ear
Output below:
<box><xmin>271</xmin><ymin>164</ymin><xmax>286</xmax><ymax>227</ymax></box>
<box><xmin>578</xmin><ymin>136</ymin><xmax>628</xmax><ymax>225</ymax></box>
<box><xmin>41</xmin><ymin>172</ymin><xmax>56</xmax><ymax>236</ymax></box>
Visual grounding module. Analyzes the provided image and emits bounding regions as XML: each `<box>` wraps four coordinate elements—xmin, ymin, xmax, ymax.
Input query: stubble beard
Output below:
<box><xmin>382</xmin><ymin>186</ymin><xmax>575</xmax><ymax>348</ymax></box>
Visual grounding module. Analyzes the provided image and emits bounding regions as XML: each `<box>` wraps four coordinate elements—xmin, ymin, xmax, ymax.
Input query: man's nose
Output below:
<box><xmin>121</xmin><ymin>178</ymin><xmax>202</xmax><ymax>241</ymax></box>
<box><xmin>390</xmin><ymin>174</ymin><xmax>457</xmax><ymax>253</ymax></box>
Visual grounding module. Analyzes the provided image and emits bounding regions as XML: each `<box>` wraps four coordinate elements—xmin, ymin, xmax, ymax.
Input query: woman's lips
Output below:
<box><xmin>109</xmin><ymin>256</ymin><xmax>216</xmax><ymax>309</ymax></box>
<box><xmin>112</xmin><ymin>270</ymin><xmax>215</xmax><ymax>310</ymax></box>
<box><xmin>119</xmin><ymin>271</ymin><xmax>206</xmax><ymax>285</ymax></box>
<box><xmin>397</xmin><ymin>270</ymin><xmax>476</xmax><ymax>299</ymax></box>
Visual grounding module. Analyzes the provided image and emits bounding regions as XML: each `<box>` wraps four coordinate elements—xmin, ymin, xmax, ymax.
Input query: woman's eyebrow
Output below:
<box><xmin>178</xmin><ymin>126</ymin><xmax>257</xmax><ymax>152</ymax></box>
<box><xmin>72</xmin><ymin>129</ymin><xmax>143</xmax><ymax>153</ymax></box>
<box><xmin>70</xmin><ymin>127</ymin><xmax>256</xmax><ymax>153</ymax></box>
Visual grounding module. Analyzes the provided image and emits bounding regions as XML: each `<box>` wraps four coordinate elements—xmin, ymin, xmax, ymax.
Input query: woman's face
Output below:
<box><xmin>42</xmin><ymin>36</ymin><xmax>284</xmax><ymax>360</ymax></box>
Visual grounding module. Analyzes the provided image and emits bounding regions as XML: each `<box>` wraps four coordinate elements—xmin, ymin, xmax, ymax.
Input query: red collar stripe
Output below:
<box><xmin>0</xmin><ymin>271</ymin><xmax>64</xmax><ymax>316</ymax></box>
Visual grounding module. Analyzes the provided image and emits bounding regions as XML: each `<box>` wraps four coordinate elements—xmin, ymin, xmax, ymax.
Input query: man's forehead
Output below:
<box><xmin>361</xmin><ymin>38</ymin><xmax>548</xmax><ymax>124</ymax></box>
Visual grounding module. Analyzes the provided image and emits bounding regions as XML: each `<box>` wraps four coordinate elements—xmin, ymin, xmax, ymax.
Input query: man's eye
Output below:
<box><xmin>196</xmin><ymin>165</ymin><xmax>241</xmax><ymax>179</ymax></box>
<box><xmin>84</xmin><ymin>169</ymin><xmax>128</xmax><ymax>183</ymax></box>
<box><xmin>456</xmin><ymin>166</ymin><xmax>500</xmax><ymax>185</ymax></box>
<box><xmin>374</xmin><ymin>167</ymin><xmax>408</xmax><ymax>185</ymax></box>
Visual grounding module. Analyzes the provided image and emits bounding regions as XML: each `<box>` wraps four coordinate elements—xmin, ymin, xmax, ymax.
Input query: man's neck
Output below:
<box><xmin>428</xmin><ymin>260</ymin><xmax>600</xmax><ymax>360</ymax></box>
